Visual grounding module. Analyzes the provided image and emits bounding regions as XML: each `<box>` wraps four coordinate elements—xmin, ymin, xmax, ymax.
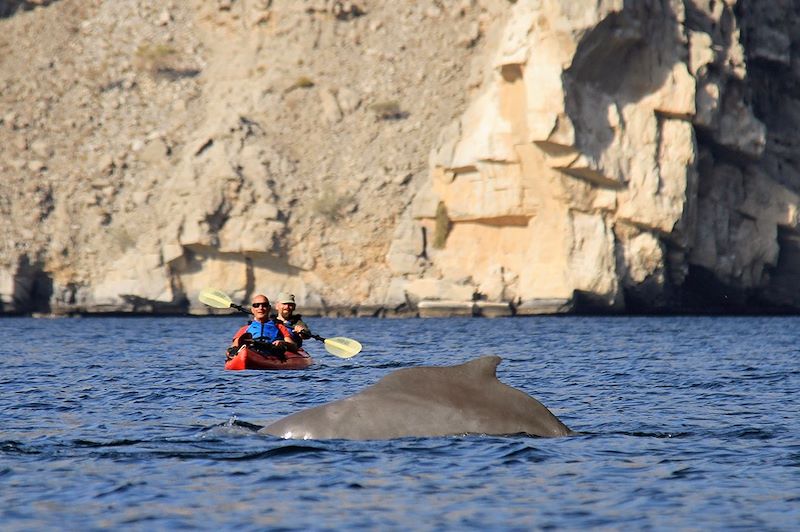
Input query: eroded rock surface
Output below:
<box><xmin>2</xmin><ymin>0</ymin><xmax>800</xmax><ymax>315</ymax></box>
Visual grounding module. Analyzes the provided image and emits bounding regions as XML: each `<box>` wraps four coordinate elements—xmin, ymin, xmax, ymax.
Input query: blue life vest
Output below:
<box><xmin>245</xmin><ymin>320</ymin><xmax>283</xmax><ymax>342</ymax></box>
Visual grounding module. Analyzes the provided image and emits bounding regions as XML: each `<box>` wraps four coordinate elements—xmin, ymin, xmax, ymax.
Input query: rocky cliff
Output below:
<box><xmin>2</xmin><ymin>0</ymin><xmax>800</xmax><ymax>316</ymax></box>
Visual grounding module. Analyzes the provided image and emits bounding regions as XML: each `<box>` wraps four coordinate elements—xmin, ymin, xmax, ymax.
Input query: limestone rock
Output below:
<box><xmin>400</xmin><ymin>0</ymin><xmax>800</xmax><ymax>314</ymax></box>
<box><xmin>2</xmin><ymin>0</ymin><xmax>800</xmax><ymax>316</ymax></box>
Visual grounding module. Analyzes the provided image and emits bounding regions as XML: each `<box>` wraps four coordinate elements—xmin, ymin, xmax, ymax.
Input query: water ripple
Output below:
<box><xmin>0</xmin><ymin>315</ymin><xmax>798</xmax><ymax>530</ymax></box>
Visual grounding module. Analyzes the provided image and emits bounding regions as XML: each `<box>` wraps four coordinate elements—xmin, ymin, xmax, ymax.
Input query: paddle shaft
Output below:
<box><xmin>231</xmin><ymin>303</ymin><xmax>251</xmax><ymax>315</ymax></box>
<box><xmin>229</xmin><ymin>302</ymin><xmax>318</xmax><ymax>338</ymax></box>
<box><xmin>198</xmin><ymin>287</ymin><xmax>358</xmax><ymax>357</ymax></box>
<box><xmin>233</xmin><ymin>304</ymin><xmax>323</xmax><ymax>341</ymax></box>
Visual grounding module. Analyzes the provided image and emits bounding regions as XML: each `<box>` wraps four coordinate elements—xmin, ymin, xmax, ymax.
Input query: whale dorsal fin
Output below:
<box><xmin>456</xmin><ymin>355</ymin><xmax>502</xmax><ymax>381</ymax></box>
<box><xmin>369</xmin><ymin>355</ymin><xmax>503</xmax><ymax>393</ymax></box>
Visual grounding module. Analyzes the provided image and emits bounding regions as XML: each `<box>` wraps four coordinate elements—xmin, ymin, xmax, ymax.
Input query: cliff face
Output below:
<box><xmin>2</xmin><ymin>0</ymin><xmax>800</xmax><ymax>316</ymax></box>
<box><xmin>391</xmin><ymin>0</ymin><xmax>800</xmax><ymax>315</ymax></box>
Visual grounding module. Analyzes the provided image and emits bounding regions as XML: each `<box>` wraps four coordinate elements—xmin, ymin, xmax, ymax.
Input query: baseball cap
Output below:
<box><xmin>277</xmin><ymin>292</ymin><xmax>295</xmax><ymax>304</ymax></box>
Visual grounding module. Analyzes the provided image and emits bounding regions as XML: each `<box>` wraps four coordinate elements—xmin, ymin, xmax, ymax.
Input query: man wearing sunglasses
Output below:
<box><xmin>228</xmin><ymin>294</ymin><xmax>296</xmax><ymax>359</ymax></box>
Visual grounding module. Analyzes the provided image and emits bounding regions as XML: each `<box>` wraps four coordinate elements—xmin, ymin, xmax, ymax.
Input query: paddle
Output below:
<box><xmin>198</xmin><ymin>287</ymin><xmax>250</xmax><ymax>314</ymax></box>
<box><xmin>307</xmin><ymin>334</ymin><xmax>362</xmax><ymax>359</ymax></box>
<box><xmin>198</xmin><ymin>287</ymin><xmax>363</xmax><ymax>358</ymax></box>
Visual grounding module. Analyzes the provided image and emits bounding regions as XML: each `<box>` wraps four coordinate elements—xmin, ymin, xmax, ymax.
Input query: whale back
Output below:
<box><xmin>261</xmin><ymin>355</ymin><xmax>573</xmax><ymax>440</ymax></box>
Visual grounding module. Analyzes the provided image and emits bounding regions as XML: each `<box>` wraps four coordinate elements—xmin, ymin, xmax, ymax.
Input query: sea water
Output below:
<box><xmin>1</xmin><ymin>315</ymin><xmax>798</xmax><ymax>530</ymax></box>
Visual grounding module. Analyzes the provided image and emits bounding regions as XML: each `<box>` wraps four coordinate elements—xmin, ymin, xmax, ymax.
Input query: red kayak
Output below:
<box><xmin>225</xmin><ymin>344</ymin><xmax>313</xmax><ymax>371</ymax></box>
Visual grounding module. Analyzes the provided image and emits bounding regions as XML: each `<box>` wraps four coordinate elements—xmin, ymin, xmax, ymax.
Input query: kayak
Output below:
<box><xmin>225</xmin><ymin>344</ymin><xmax>313</xmax><ymax>371</ymax></box>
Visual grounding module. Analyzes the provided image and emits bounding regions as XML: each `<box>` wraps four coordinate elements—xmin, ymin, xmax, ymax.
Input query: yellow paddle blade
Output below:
<box><xmin>323</xmin><ymin>337</ymin><xmax>362</xmax><ymax>359</ymax></box>
<box><xmin>198</xmin><ymin>288</ymin><xmax>234</xmax><ymax>309</ymax></box>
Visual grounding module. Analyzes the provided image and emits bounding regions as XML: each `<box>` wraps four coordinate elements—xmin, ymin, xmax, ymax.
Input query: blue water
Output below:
<box><xmin>1</xmin><ymin>315</ymin><xmax>798</xmax><ymax>530</ymax></box>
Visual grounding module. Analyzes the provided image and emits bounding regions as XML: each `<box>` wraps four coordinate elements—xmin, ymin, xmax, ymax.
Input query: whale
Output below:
<box><xmin>260</xmin><ymin>355</ymin><xmax>574</xmax><ymax>440</ymax></box>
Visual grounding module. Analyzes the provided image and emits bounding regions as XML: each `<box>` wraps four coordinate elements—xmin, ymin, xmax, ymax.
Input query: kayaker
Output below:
<box><xmin>227</xmin><ymin>294</ymin><xmax>296</xmax><ymax>360</ymax></box>
<box><xmin>273</xmin><ymin>292</ymin><xmax>311</xmax><ymax>346</ymax></box>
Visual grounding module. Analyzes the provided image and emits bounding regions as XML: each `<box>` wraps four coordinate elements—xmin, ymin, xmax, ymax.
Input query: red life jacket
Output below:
<box><xmin>231</xmin><ymin>325</ymin><xmax>250</xmax><ymax>347</ymax></box>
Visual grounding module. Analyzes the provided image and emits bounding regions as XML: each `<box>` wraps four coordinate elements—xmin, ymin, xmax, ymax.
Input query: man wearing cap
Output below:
<box><xmin>274</xmin><ymin>292</ymin><xmax>311</xmax><ymax>346</ymax></box>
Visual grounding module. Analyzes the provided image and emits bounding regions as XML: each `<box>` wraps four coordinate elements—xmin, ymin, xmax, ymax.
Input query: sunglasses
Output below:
<box><xmin>251</xmin><ymin>302</ymin><xmax>270</xmax><ymax>308</ymax></box>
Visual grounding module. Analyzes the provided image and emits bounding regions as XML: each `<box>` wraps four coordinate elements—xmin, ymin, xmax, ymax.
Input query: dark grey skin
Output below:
<box><xmin>260</xmin><ymin>355</ymin><xmax>574</xmax><ymax>440</ymax></box>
